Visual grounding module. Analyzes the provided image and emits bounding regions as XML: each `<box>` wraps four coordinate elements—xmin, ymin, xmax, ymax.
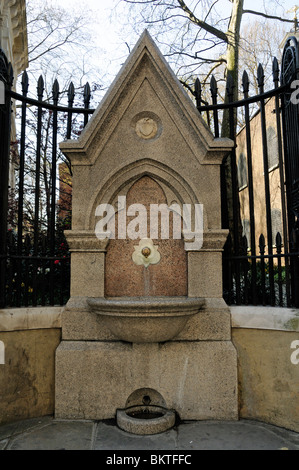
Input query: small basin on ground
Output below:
<box><xmin>116</xmin><ymin>405</ymin><xmax>176</xmax><ymax>435</ymax></box>
<box><xmin>87</xmin><ymin>296</ymin><xmax>204</xmax><ymax>343</ymax></box>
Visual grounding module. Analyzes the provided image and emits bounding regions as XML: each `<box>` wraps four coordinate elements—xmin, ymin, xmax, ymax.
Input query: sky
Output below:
<box><xmin>50</xmin><ymin>0</ymin><xmax>299</xmax><ymax>58</ymax></box>
<box><xmin>46</xmin><ymin>0</ymin><xmax>299</xmax><ymax>97</ymax></box>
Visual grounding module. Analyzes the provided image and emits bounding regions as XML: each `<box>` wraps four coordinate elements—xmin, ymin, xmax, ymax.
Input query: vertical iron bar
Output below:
<box><xmin>7</xmin><ymin>231</ymin><xmax>14</xmax><ymax>306</ymax></box>
<box><xmin>273</xmin><ymin>57</ymin><xmax>291</xmax><ymax>307</ymax></box>
<box><xmin>195</xmin><ymin>78</ymin><xmax>202</xmax><ymax>113</ymax></box>
<box><xmin>280</xmin><ymin>89</ymin><xmax>294</xmax><ymax>306</ymax></box>
<box><xmin>49</xmin><ymin>79</ymin><xmax>59</xmax><ymax>305</ymax></box>
<box><xmin>257</xmin><ymin>64</ymin><xmax>275</xmax><ymax>306</ymax></box>
<box><xmin>291</xmin><ymin>228</ymin><xmax>299</xmax><ymax>308</ymax></box>
<box><xmin>60</xmin><ymin>256</ymin><xmax>64</xmax><ymax>306</ymax></box>
<box><xmin>280</xmin><ymin>40</ymin><xmax>299</xmax><ymax>308</ymax></box>
<box><xmin>225</xmin><ymin>234</ymin><xmax>233</xmax><ymax>304</ymax></box>
<box><xmin>41</xmin><ymin>234</ymin><xmax>46</xmax><ymax>306</ymax></box>
<box><xmin>259</xmin><ymin>234</ymin><xmax>266</xmax><ymax>306</ymax></box>
<box><xmin>83</xmin><ymin>82</ymin><xmax>91</xmax><ymax>128</ymax></box>
<box><xmin>33</xmin><ymin>76</ymin><xmax>44</xmax><ymax>306</ymax></box>
<box><xmin>0</xmin><ymin>57</ymin><xmax>13</xmax><ymax>308</ymax></box>
<box><xmin>16</xmin><ymin>70</ymin><xmax>29</xmax><ymax>307</ymax></box>
<box><xmin>67</xmin><ymin>82</ymin><xmax>74</xmax><ymax>139</ymax></box>
<box><xmin>34</xmin><ymin>76</ymin><xmax>44</xmax><ymax>250</ymax></box>
<box><xmin>24</xmin><ymin>234</ymin><xmax>31</xmax><ymax>307</ymax></box>
<box><xmin>210</xmin><ymin>75</ymin><xmax>219</xmax><ymax>138</ymax></box>
<box><xmin>276</xmin><ymin>232</ymin><xmax>283</xmax><ymax>306</ymax></box>
<box><xmin>227</xmin><ymin>73</ymin><xmax>241</xmax><ymax>304</ymax></box>
<box><xmin>242</xmin><ymin>236</ymin><xmax>249</xmax><ymax>304</ymax></box>
<box><xmin>242</xmin><ymin>70</ymin><xmax>257</xmax><ymax>305</ymax></box>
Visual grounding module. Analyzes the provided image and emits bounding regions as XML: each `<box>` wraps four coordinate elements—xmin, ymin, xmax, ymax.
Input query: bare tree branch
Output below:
<box><xmin>242</xmin><ymin>9</ymin><xmax>294</xmax><ymax>24</ymax></box>
<box><xmin>176</xmin><ymin>0</ymin><xmax>228</xmax><ymax>42</ymax></box>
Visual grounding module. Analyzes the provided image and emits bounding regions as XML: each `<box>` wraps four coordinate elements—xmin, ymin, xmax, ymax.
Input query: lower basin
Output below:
<box><xmin>116</xmin><ymin>405</ymin><xmax>176</xmax><ymax>435</ymax></box>
<box><xmin>87</xmin><ymin>296</ymin><xmax>204</xmax><ymax>343</ymax></box>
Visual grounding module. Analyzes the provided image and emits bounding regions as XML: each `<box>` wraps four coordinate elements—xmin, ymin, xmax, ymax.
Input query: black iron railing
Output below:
<box><xmin>0</xmin><ymin>59</ymin><xmax>94</xmax><ymax>308</ymax></box>
<box><xmin>1</xmin><ymin>38</ymin><xmax>299</xmax><ymax>309</ymax></box>
<box><xmin>193</xmin><ymin>45</ymin><xmax>299</xmax><ymax>308</ymax></box>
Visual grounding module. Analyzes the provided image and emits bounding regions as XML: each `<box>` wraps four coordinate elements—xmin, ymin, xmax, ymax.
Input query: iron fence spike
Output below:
<box><xmin>210</xmin><ymin>75</ymin><xmax>217</xmax><ymax>95</ymax></box>
<box><xmin>21</xmin><ymin>70</ymin><xmax>29</xmax><ymax>95</ymax></box>
<box><xmin>195</xmin><ymin>77</ymin><xmax>201</xmax><ymax>94</ymax></box>
<box><xmin>276</xmin><ymin>231</ymin><xmax>282</xmax><ymax>247</ymax></box>
<box><xmin>84</xmin><ymin>82</ymin><xmax>91</xmax><ymax>107</ymax></box>
<box><xmin>52</xmin><ymin>79</ymin><xmax>60</xmax><ymax>103</ymax></box>
<box><xmin>37</xmin><ymin>75</ymin><xmax>44</xmax><ymax>100</ymax></box>
<box><xmin>68</xmin><ymin>81</ymin><xmax>75</xmax><ymax>103</ymax></box>
<box><xmin>272</xmin><ymin>57</ymin><xmax>279</xmax><ymax>82</ymax></box>
<box><xmin>7</xmin><ymin>62</ymin><xmax>14</xmax><ymax>86</ymax></box>
<box><xmin>259</xmin><ymin>233</ymin><xmax>266</xmax><ymax>250</ymax></box>
<box><xmin>242</xmin><ymin>70</ymin><xmax>249</xmax><ymax>94</ymax></box>
<box><xmin>257</xmin><ymin>63</ymin><xmax>264</xmax><ymax>89</ymax></box>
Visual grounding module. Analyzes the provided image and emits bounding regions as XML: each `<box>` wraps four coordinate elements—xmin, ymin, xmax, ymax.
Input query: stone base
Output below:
<box><xmin>55</xmin><ymin>340</ymin><xmax>238</xmax><ymax>421</ymax></box>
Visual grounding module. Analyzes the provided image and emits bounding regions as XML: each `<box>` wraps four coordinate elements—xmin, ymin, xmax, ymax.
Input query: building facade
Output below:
<box><xmin>0</xmin><ymin>0</ymin><xmax>28</xmax><ymax>189</ymax></box>
<box><xmin>0</xmin><ymin>0</ymin><xmax>28</xmax><ymax>79</ymax></box>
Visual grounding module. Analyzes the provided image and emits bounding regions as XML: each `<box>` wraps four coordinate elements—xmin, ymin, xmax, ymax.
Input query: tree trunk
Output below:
<box><xmin>221</xmin><ymin>0</ymin><xmax>244</xmax><ymax>250</ymax></box>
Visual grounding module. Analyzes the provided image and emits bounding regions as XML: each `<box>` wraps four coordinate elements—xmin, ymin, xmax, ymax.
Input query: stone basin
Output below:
<box><xmin>87</xmin><ymin>296</ymin><xmax>204</xmax><ymax>343</ymax></box>
<box><xmin>116</xmin><ymin>405</ymin><xmax>176</xmax><ymax>435</ymax></box>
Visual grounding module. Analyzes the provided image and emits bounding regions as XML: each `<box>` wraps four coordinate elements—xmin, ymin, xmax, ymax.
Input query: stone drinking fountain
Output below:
<box><xmin>55</xmin><ymin>30</ymin><xmax>238</xmax><ymax>434</ymax></box>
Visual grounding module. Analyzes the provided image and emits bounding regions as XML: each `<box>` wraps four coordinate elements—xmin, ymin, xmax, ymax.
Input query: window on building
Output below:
<box><xmin>237</xmin><ymin>152</ymin><xmax>248</xmax><ymax>190</ymax></box>
<box><xmin>267</xmin><ymin>126</ymin><xmax>279</xmax><ymax>171</ymax></box>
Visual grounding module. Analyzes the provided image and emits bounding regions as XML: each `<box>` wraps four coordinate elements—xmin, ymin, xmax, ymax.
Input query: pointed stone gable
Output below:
<box><xmin>60</xmin><ymin>30</ymin><xmax>233</xmax><ymax>234</ymax></box>
<box><xmin>60</xmin><ymin>30</ymin><xmax>232</xmax><ymax>167</ymax></box>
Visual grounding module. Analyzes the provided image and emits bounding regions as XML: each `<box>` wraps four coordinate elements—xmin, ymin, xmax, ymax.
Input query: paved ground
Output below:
<box><xmin>0</xmin><ymin>416</ymin><xmax>299</xmax><ymax>451</ymax></box>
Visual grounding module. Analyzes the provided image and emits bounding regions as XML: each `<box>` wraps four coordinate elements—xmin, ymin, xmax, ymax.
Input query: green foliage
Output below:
<box><xmin>224</xmin><ymin>259</ymin><xmax>288</xmax><ymax>306</ymax></box>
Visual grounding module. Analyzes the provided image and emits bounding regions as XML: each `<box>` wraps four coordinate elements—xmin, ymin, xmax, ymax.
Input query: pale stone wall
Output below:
<box><xmin>0</xmin><ymin>0</ymin><xmax>28</xmax><ymax>78</ymax></box>
<box><xmin>0</xmin><ymin>308</ymin><xmax>62</xmax><ymax>425</ymax></box>
<box><xmin>236</xmin><ymin>97</ymin><xmax>284</xmax><ymax>250</ymax></box>
<box><xmin>0</xmin><ymin>0</ymin><xmax>28</xmax><ymax>189</ymax></box>
<box><xmin>231</xmin><ymin>306</ymin><xmax>299</xmax><ymax>433</ymax></box>
<box><xmin>0</xmin><ymin>306</ymin><xmax>298</xmax><ymax>431</ymax></box>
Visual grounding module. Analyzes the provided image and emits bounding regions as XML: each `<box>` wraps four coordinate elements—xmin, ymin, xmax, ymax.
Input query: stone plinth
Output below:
<box><xmin>55</xmin><ymin>341</ymin><xmax>238</xmax><ymax>421</ymax></box>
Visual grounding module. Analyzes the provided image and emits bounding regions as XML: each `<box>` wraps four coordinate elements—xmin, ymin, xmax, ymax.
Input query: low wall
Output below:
<box><xmin>0</xmin><ymin>305</ymin><xmax>298</xmax><ymax>431</ymax></box>
<box><xmin>0</xmin><ymin>308</ymin><xmax>62</xmax><ymax>425</ymax></box>
<box><xmin>231</xmin><ymin>306</ymin><xmax>299</xmax><ymax>433</ymax></box>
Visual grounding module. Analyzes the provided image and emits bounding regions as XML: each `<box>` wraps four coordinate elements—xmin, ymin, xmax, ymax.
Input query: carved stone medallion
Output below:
<box><xmin>135</xmin><ymin>117</ymin><xmax>158</xmax><ymax>140</ymax></box>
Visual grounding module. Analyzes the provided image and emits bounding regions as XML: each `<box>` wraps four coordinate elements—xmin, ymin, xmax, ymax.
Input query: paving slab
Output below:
<box><xmin>0</xmin><ymin>417</ymin><xmax>299</xmax><ymax>451</ymax></box>
<box><xmin>6</xmin><ymin>420</ymin><xmax>94</xmax><ymax>451</ymax></box>
<box><xmin>0</xmin><ymin>416</ymin><xmax>52</xmax><ymax>441</ymax></box>
<box><xmin>0</xmin><ymin>440</ymin><xmax>8</xmax><ymax>450</ymax></box>
<box><xmin>94</xmin><ymin>421</ymin><xmax>178</xmax><ymax>450</ymax></box>
<box><xmin>176</xmin><ymin>420</ymin><xmax>299</xmax><ymax>450</ymax></box>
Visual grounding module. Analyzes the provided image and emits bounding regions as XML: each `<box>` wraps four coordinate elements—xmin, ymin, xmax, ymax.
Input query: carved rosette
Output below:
<box><xmin>132</xmin><ymin>238</ymin><xmax>161</xmax><ymax>268</ymax></box>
